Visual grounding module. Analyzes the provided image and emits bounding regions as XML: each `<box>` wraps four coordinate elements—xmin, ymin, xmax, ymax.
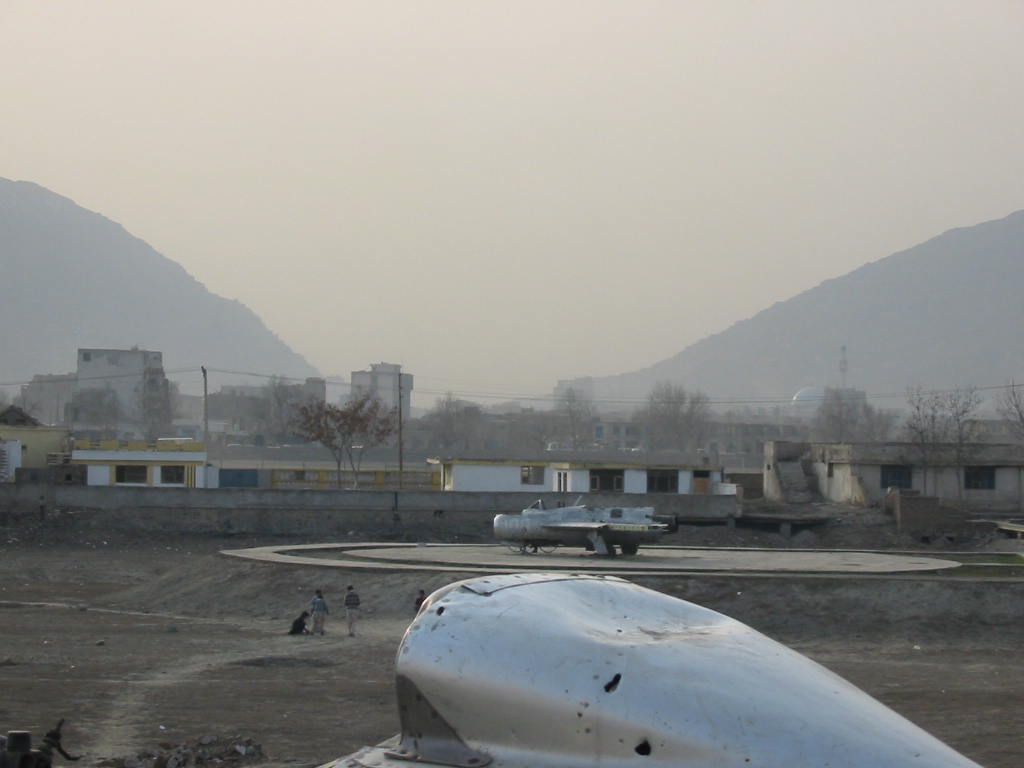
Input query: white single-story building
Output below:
<box><xmin>766</xmin><ymin>440</ymin><xmax>1024</xmax><ymax>509</ymax></box>
<box><xmin>428</xmin><ymin>453</ymin><xmax>737</xmax><ymax>496</ymax></box>
<box><xmin>71</xmin><ymin>439</ymin><xmax>208</xmax><ymax>488</ymax></box>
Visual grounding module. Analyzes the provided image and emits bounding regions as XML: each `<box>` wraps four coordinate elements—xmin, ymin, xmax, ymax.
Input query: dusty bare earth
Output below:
<box><xmin>2</xmin><ymin>510</ymin><xmax>1023</xmax><ymax>768</ymax></box>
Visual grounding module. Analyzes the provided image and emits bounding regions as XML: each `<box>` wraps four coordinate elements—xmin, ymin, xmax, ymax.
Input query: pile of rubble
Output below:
<box><xmin>94</xmin><ymin>736</ymin><xmax>263</xmax><ymax>768</ymax></box>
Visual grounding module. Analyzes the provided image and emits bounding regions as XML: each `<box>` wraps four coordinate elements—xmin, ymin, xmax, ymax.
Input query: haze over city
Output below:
<box><xmin>3</xmin><ymin>1</ymin><xmax>1024</xmax><ymax>401</ymax></box>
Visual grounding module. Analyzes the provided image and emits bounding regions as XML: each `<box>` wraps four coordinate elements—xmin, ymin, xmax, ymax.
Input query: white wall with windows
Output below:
<box><xmin>446</xmin><ymin>463</ymin><xmax>543</xmax><ymax>492</ymax></box>
<box><xmin>0</xmin><ymin>440</ymin><xmax>21</xmax><ymax>483</ymax></box>
<box><xmin>437</xmin><ymin>460</ymin><xmax>730</xmax><ymax>496</ymax></box>
<box><xmin>72</xmin><ymin>447</ymin><xmax>207</xmax><ymax>488</ymax></box>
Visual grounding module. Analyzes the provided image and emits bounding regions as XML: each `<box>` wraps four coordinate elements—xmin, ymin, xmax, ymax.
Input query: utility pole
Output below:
<box><xmin>201</xmin><ymin>366</ymin><xmax>209</xmax><ymax>447</ymax></box>
<box><xmin>397</xmin><ymin>372</ymin><xmax>404</xmax><ymax>488</ymax></box>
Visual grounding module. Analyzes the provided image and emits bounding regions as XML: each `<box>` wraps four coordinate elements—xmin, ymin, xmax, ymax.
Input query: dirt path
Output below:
<box><xmin>1</xmin><ymin>536</ymin><xmax>1022</xmax><ymax>767</ymax></box>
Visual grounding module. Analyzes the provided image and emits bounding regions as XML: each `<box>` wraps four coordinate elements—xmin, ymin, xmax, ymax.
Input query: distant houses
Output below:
<box><xmin>766</xmin><ymin>440</ymin><xmax>1024</xmax><ymax>509</ymax></box>
<box><xmin>0</xmin><ymin>405</ymin><xmax>70</xmax><ymax>481</ymax></box>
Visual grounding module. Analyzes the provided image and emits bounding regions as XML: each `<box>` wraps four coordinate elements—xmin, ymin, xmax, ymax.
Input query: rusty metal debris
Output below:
<box><xmin>1</xmin><ymin>720</ymin><xmax>81</xmax><ymax>768</ymax></box>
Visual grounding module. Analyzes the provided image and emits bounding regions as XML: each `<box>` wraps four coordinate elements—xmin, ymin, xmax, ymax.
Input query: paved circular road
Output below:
<box><xmin>221</xmin><ymin>542</ymin><xmax>962</xmax><ymax>576</ymax></box>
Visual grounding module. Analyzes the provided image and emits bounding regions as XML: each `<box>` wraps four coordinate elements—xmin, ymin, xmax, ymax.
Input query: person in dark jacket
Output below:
<box><xmin>344</xmin><ymin>585</ymin><xmax>361</xmax><ymax>636</ymax></box>
<box><xmin>289</xmin><ymin>610</ymin><xmax>311</xmax><ymax>635</ymax></box>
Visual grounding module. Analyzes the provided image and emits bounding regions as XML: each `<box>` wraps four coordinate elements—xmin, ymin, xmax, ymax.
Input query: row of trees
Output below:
<box><xmin>292</xmin><ymin>381</ymin><xmax>1024</xmax><ymax>489</ymax></box>
<box><xmin>411</xmin><ymin>383</ymin><xmax>713</xmax><ymax>456</ymax></box>
<box><xmin>810</xmin><ymin>389</ymin><xmax>897</xmax><ymax>443</ymax></box>
<box><xmin>288</xmin><ymin>381</ymin><xmax>717</xmax><ymax>488</ymax></box>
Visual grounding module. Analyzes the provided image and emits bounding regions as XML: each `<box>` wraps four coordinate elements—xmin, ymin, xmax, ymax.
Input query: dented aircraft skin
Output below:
<box><xmin>321</xmin><ymin>573</ymin><xmax>983</xmax><ymax>768</ymax></box>
<box><xmin>493</xmin><ymin>498</ymin><xmax>673</xmax><ymax>555</ymax></box>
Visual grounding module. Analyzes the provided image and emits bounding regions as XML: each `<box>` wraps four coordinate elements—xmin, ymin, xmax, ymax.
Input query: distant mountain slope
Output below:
<box><xmin>585</xmin><ymin>209</ymin><xmax>1024</xmax><ymax>402</ymax></box>
<box><xmin>0</xmin><ymin>178</ymin><xmax>318</xmax><ymax>390</ymax></box>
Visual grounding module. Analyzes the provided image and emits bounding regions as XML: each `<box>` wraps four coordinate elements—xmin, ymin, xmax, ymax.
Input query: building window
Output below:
<box><xmin>610</xmin><ymin>509</ymin><xmax>623</xmax><ymax>518</ymax></box>
<box><xmin>647</xmin><ymin>470</ymin><xmax>679</xmax><ymax>493</ymax></box>
<box><xmin>556</xmin><ymin>471</ymin><xmax>568</xmax><ymax>492</ymax></box>
<box><xmin>520</xmin><ymin>466</ymin><xmax>545</xmax><ymax>485</ymax></box>
<box><xmin>964</xmin><ymin>466</ymin><xmax>996</xmax><ymax>490</ymax></box>
<box><xmin>115</xmin><ymin>465</ymin><xmax>147</xmax><ymax>484</ymax></box>
<box><xmin>161</xmin><ymin>465</ymin><xmax>185</xmax><ymax>484</ymax></box>
<box><xmin>880</xmin><ymin>465</ymin><xmax>913</xmax><ymax>490</ymax></box>
<box><xmin>590</xmin><ymin>469</ymin><xmax>624</xmax><ymax>492</ymax></box>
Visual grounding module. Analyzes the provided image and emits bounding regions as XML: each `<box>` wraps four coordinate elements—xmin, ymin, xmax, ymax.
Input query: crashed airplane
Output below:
<box><xmin>319</xmin><ymin>573</ymin><xmax>983</xmax><ymax>768</ymax></box>
<box><xmin>493</xmin><ymin>498</ymin><xmax>674</xmax><ymax>555</ymax></box>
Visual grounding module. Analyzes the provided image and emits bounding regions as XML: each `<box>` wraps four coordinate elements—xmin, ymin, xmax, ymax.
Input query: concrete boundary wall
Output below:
<box><xmin>0</xmin><ymin>485</ymin><xmax>739</xmax><ymax>539</ymax></box>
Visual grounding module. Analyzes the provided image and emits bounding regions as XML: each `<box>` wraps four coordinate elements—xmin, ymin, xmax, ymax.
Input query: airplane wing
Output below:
<box><xmin>541</xmin><ymin>522</ymin><xmax>669</xmax><ymax>533</ymax></box>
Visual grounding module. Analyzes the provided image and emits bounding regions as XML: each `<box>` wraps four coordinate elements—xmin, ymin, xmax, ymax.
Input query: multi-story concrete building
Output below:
<box><xmin>351</xmin><ymin>363</ymin><xmax>412</xmax><ymax>414</ymax></box>
<box><xmin>18</xmin><ymin>373</ymin><xmax>75</xmax><ymax>425</ymax></box>
<box><xmin>70</xmin><ymin>348</ymin><xmax>171</xmax><ymax>438</ymax></box>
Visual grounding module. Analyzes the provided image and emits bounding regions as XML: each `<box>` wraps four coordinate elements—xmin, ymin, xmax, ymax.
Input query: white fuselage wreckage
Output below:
<box><xmin>319</xmin><ymin>573</ymin><xmax>983</xmax><ymax>768</ymax></box>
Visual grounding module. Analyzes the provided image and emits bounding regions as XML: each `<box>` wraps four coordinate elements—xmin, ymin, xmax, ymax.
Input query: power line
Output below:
<box><xmin>7</xmin><ymin>364</ymin><xmax>1020</xmax><ymax>410</ymax></box>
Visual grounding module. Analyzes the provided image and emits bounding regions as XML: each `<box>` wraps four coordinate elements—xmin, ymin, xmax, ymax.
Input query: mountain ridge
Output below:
<box><xmin>0</xmin><ymin>178</ymin><xmax>319</xmax><ymax>392</ymax></box>
<box><xmin>580</xmin><ymin>209</ymin><xmax>1024</xmax><ymax>403</ymax></box>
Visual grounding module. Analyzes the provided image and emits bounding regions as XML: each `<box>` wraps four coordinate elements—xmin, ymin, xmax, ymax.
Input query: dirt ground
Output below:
<box><xmin>2</xmin><ymin>514</ymin><xmax>1023</xmax><ymax>768</ymax></box>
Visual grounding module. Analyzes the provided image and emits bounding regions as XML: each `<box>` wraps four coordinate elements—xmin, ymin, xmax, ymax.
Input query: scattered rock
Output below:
<box><xmin>790</xmin><ymin>529</ymin><xmax>819</xmax><ymax>547</ymax></box>
<box><xmin>95</xmin><ymin>639</ymin><xmax>106</xmax><ymax>646</ymax></box>
<box><xmin>233</xmin><ymin>656</ymin><xmax>335</xmax><ymax>668</ymax></box>
<box><xmin>98</xmin><ymin>735</ymin><xmax>264</xmax><ymax>768</ymax></box>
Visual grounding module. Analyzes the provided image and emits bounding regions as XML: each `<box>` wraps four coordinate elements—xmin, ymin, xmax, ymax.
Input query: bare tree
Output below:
<box><xmin>812</xmin><ymin>389</ymin><xmax>897</xmax><ymax>443</ymax></box>
<box><xmin>997</xmin><ymin>381</ymin><xmax>1024</xmax><ymax>443</ymax></box>
<box><xmin>858</xmin><ymin>402</ymin><xmax>898</xmax><ymax>442</ymax></box>
<box><xmin>70</xmin><ymin>387</ymin><xmax>121</xmax><ymax>437</ymax></box>
<box><xmin>422</xmin><ymin>393</ymin><xmax>485</xmax><ymax>453</ymax></box>
<box><xmin>904</xmin><ymin>387</ymin><xmax>948</xmax><ymax>496</ymax></box>
<box><xmin>140</xmin><ymin>376</ymin><xmax>174</xmax><ymax>442</ymax></box>
<box><xmin>555</xmin><ymin>387</ymin><xmax>594</xmax><ymax>450</ymax></box>
<box><xmin>944</xmin><ymin>386</ymin><xmax>981</xmax><ymax>498</ymax></box>
<box><xmin>505</xmin><ymin>409</ymin><xmax>556</xmax><ymax>454</ymax></box>
<box><xmin>293</xmin><ymin>394</ymin><xmax>396</xmax><ymax>488</ymax></box>
<box><xmin>265</xmin><ymin>376</ymin><xmax>296</xmax><ymax>441</ymax></box>
<box><xmin>633</xmin><ymin>381</ymin><xmax>710</xmax><ymax>452</ymax></box>
<box><xmin>903</xmin><ymin>386</ymin><xmax>980</xmax><ymax>496</ymax></box>
<box><xmin>812</xmin><ymin>389</ymin><xmax>860</xmax><ymax>442</ymax></box>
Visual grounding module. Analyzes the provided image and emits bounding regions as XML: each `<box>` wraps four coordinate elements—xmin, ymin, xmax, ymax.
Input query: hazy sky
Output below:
<box><xmin>4</xmin><ymin>1</ymin><xmax>1024</xmax><ymax>404</ymax></box>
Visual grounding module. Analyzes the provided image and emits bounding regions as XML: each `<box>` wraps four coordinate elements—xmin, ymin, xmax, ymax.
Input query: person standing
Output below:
<box><xmin>414</xmin><ymin>589</ymin><xmax>427</xmax><ymax>613</ymax></box>
<box><xmin>309</xmin><ymin>589</ymin><xmax>329</xmax><ymax>635</ymax></box>
<box><xmin>344</xmin><ymin>585</ymin><xmax>361</xmax><ymax>637</ymax></box>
